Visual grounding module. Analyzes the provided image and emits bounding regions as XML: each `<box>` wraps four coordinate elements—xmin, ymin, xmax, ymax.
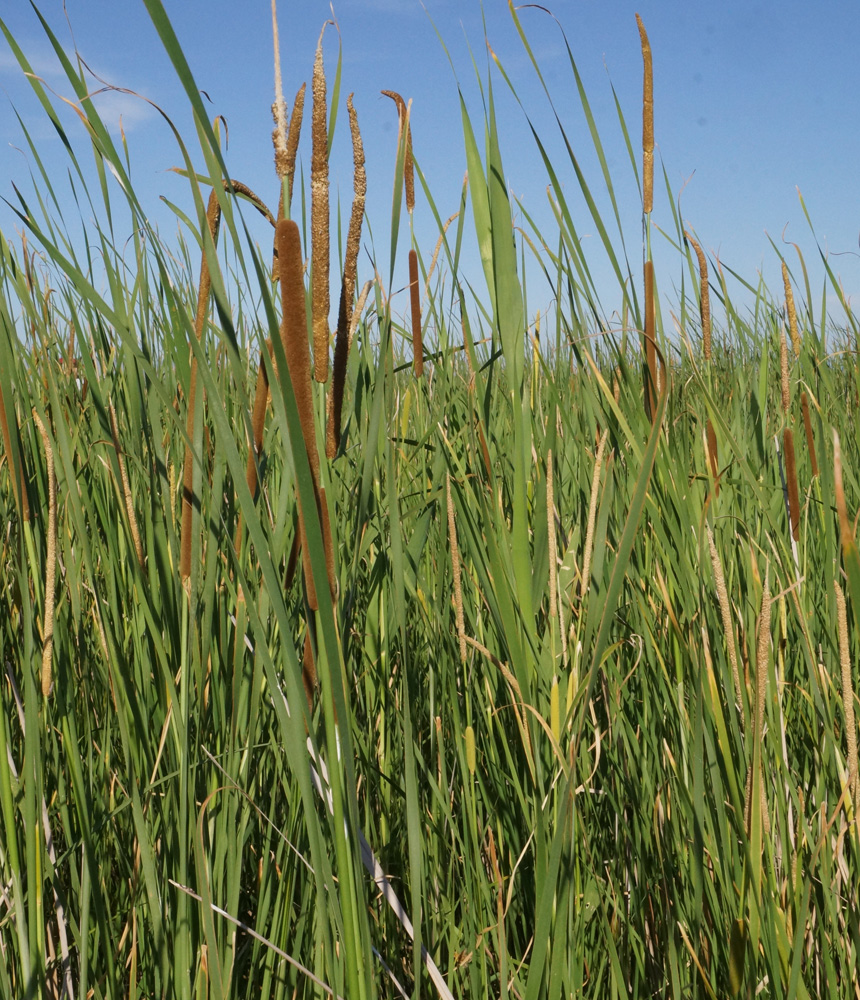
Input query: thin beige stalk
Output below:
<box><xmin>636</xmin><ymin>13</ymin><xmax>653</xmax><ymax>215</ymax></box>
<box><xmin>834</xmin><ymin>580</ymin><xmax>858</xmax><ymax>803</ymax></box>
<box><xmin>447</xmin><ymin>473</ymin><xmax>467</xmax><ymax>664</ymax></box>
<box><xmin>271</xmin><ymin>0</ymin><xmax>288</xmax><ymax>179</ymax></box>
<box><xmin>272</xmin><ymin>82</ymin><xmax>307</xmax><ymax>247</ymax></box>
<box><xmin>348</xmin><ymin>280</ymin><xmax>373</xmax><ymax>352</ymax></box>
<box><xmin>311</xmin><ymin>26</ymin><xmax>330</xmax><ymax>383</ymax></box>
<box><xmin>782</xmin><ymin>260</ymin><xmax>801</xmax><ymax>357</ymax></box>
<box><xmin>425</xmin><ymin>212</ymin><xmax>459</xmax><ymax>298</ymax></box>
<box><xmin>327</xmin><ymin>94</ymin><xmax>366</xmax><ymax>458</ymax></box>
<box><xmin>32</xmin><ymin>410</ymin><xmax>56</xmax><ymax>697</ymax></box>
<box><xmin>581</xmin><ymin>429</ymin><xmax>608</xmax><ymax>599</ymax></box>
<box><xmin>706</xmin><ymin>524</ymin><xmax>743</xmax><ymax>710</ymax></box>
<box><xmin>108</xmin><ymin>404</ymin><xmax>144</xmax><ymax>568</ymax></box>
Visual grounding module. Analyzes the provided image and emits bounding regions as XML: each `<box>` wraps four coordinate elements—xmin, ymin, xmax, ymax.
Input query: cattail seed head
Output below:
<box><xmin>636</xmin><ymin>14</ymin><xmax>654</xmax><ymax>215</ymax></box>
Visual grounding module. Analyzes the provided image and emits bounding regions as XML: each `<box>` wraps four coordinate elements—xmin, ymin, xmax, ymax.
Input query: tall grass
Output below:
<box><xmin>1</xmin><ymin>4</ymin><xmax>859</xmax><ymax>999</ymax></box>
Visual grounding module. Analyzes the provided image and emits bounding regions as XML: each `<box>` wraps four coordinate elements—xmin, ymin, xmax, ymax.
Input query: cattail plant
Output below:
<box><xmin>782</xmin><ymin>261</ymin><xmax>802</xmax><ymax>357</ymax></box>
<box><xmin>636</xmin><ymin>15</ymin><xmax>657</xmax><ymax>421</ymax></box>
<box><xmin>271</xmin><ymin>0</ymin><xmax>305</xmax><ymax>225</ymax></box>
<box><xmin>311</xmin><ymin>27</ymin><xmax>331</xmax><ymax>383</ymax></box>
<box><xmin>636</xmin><ymin>13</ymin><xmax>653</xmax><ymax>216</ymax></box>
<box><xmin>327</xmin><ymin>94</ymin><xmax>366</xmax><ymax>458</ymax></box>
<box><xmin>800</xmin><ymin>390</ymin><xmax>819</xmax><ymax>478</ymax></box>
<box><xmin>780</xmin><ymin>324</ymin><xmax>801</xmax><ymax>541</ymax></box>
<box><xmin>277</xmin><ymin>219</ymin><xmax>320</xmax><ymax>608</ymax></box>
<box><xmin>408</xmin><ymin>249</ymin><xmax>424</xmax><ymax>377</ymax></box>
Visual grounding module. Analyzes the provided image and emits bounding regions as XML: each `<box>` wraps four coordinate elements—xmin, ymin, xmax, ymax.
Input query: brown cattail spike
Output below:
<box><xmin>643</xmin><ymin>259</ymin><xmax>657</xmax><ymax>421</ymax></box>
<box><xmin>801</xmin><ymin>391</ymin><xmax>818</xmax><ymax>478</ymax></box>
<box><xmin>277</xmin><ymin>219</ymin><xmax>320</xmax><ymax>610</ymax></box>
<box><xmin>409</xmin><ymin>249</ymin><xmax>424</xmax><ymax>377</ymax></box>
<box><xmin>311</xmin><ymin>26</ymin><xmax>330</xmax><ymax>383</ymax></box>
<box><xmin>636</xmin><ymin>14</ymin><xmax>654</xmax><ymax>215</ymax></box>
<box><xmin>780</xmin><ymin>324</ymin><xmax>791</xmax><ymax>416</ymax></box>
<box><xmin>327</xmin><ymin>94</ymin><xmax>366</xmax><ymax>459</ymax></box>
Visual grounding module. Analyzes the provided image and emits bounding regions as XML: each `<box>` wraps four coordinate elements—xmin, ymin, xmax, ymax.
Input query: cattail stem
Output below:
<box><xmin>33</xmin><ymin>410</ymin><xmax>56</xmax><ymax>697</ymax></box>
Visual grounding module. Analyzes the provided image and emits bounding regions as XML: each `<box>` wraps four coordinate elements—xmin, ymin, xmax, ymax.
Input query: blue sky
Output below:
<box><xmin>1</xmin><ymin>0</ymin><xmax>859</xmax><ymax>332</ymax></box>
